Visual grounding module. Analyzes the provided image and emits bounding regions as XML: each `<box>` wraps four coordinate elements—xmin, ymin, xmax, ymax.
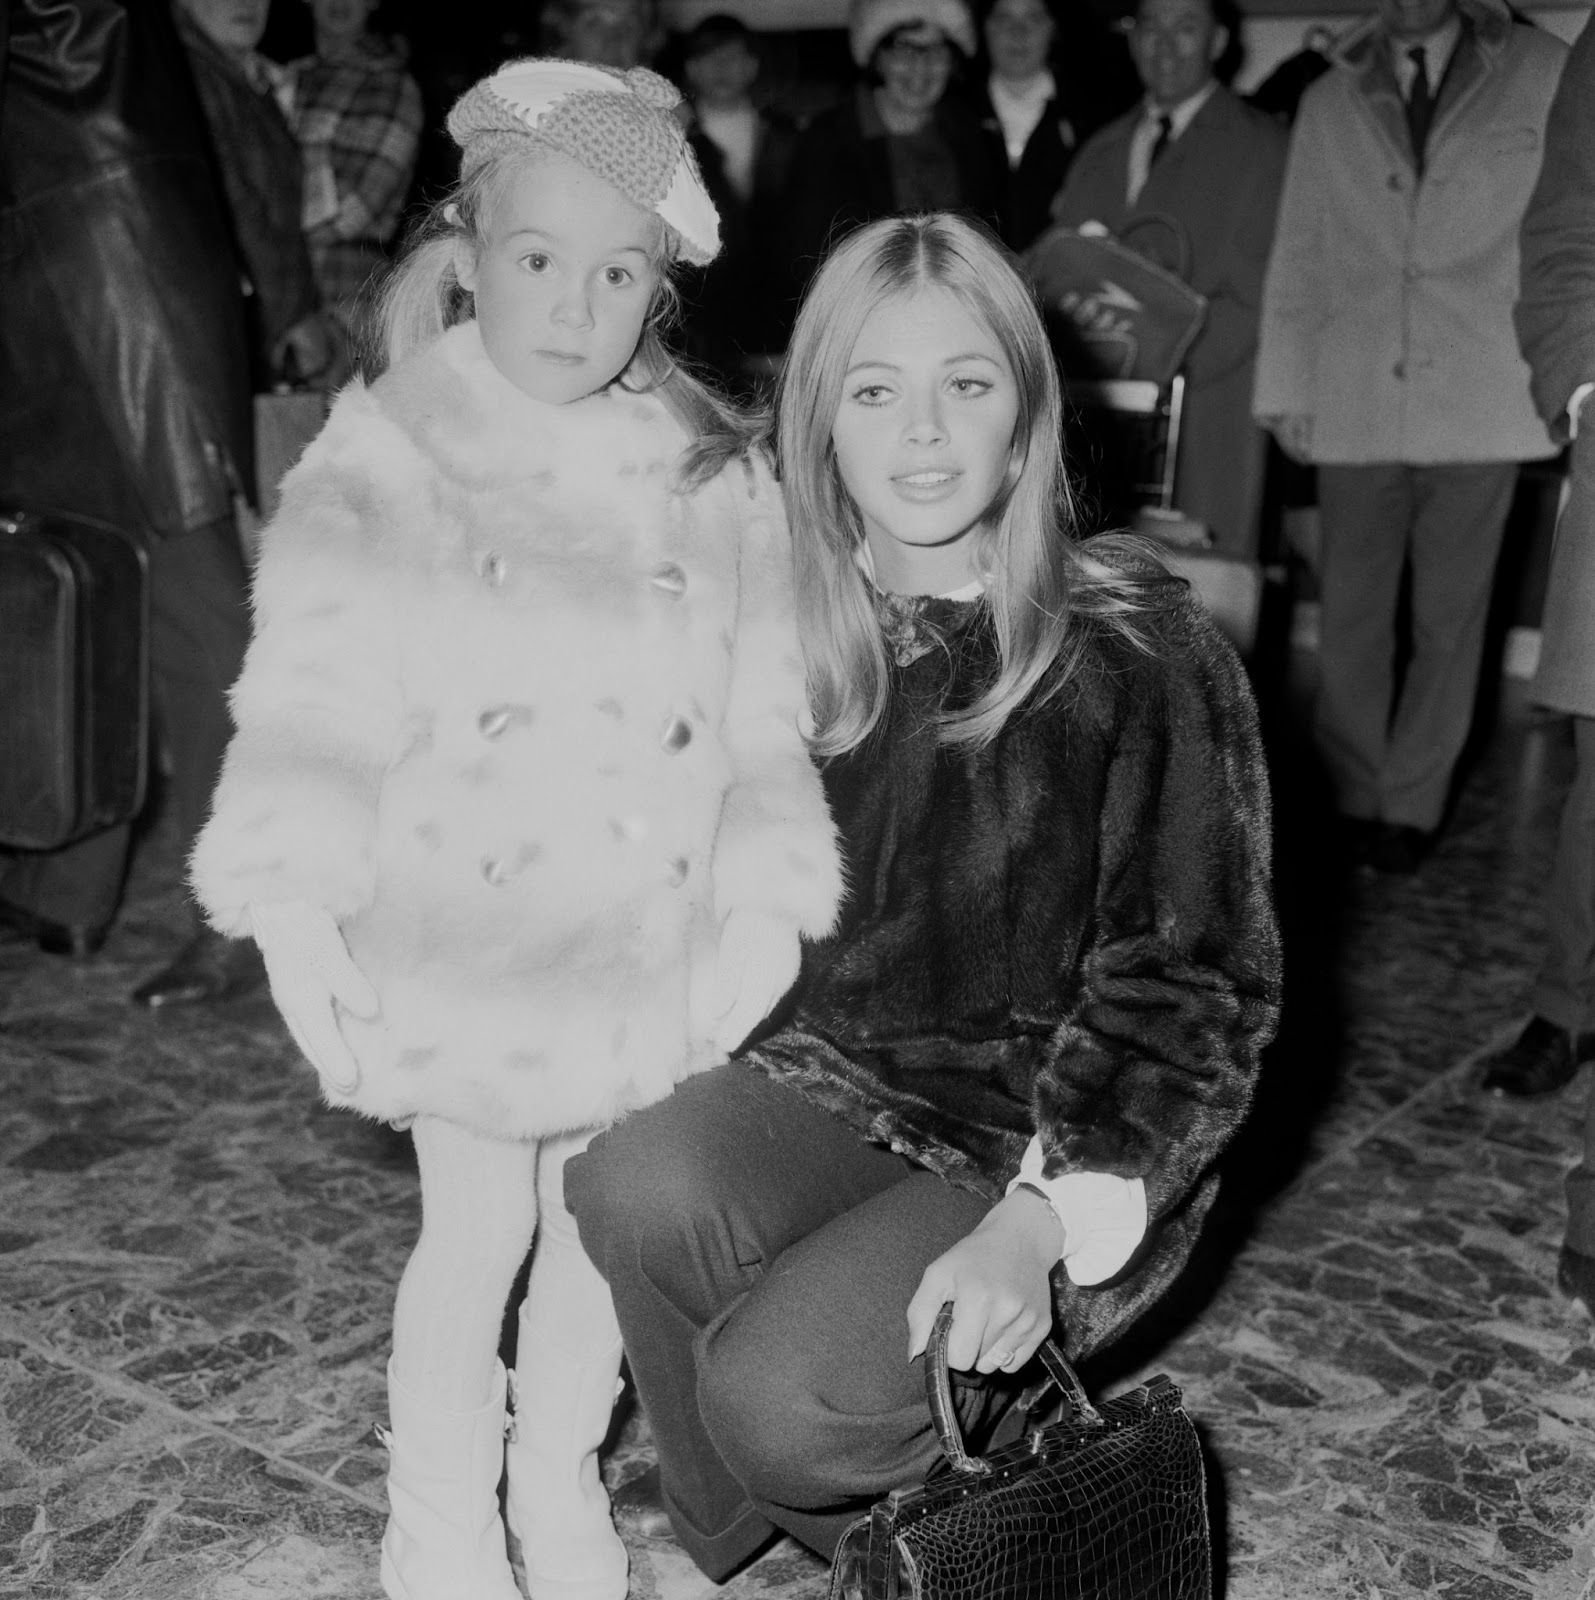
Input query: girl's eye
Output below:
<box><xmin>520</xmin><ymin>252</ymin><xmax>551</xmax><ymax>274</ymax></box>
<box><xmin>603</xmin><ymin>265</ymin><xmax>634</xmax><ymax>287</ymax></box>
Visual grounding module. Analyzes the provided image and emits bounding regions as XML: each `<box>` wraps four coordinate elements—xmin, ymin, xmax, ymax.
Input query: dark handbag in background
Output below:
<box><xmin>829</xmin><ymin>1304</ymin><xmax>1211</xmax><ymax>1600</ymax></box>
<box><xmin>0</xmin><ymin>509</ymin><xmax>149</xmax><ymax>850</ymax></box>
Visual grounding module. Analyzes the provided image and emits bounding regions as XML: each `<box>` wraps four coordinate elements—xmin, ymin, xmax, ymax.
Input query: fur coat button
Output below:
<box><xmin>479</xmin><ymin>551</ymin><xmax>507</xmax><ymax>587</ymax></box>
<box><xmin>660</xmin><ymin>715</ymin><xmax>693</xmax><ymax>753</ymax></box>
<box><xmin>477</xmin><ymin>704</ymin><xmax>534</xmax><ymax>740</ymax></box>
<box><xmin>650</xmin><ymin>562</ymin><xmax>687</xmax><ymax>596</ymax></box>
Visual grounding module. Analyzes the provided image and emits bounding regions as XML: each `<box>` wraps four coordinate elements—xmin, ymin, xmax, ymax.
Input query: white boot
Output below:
<box><xmin>379</xmin><ymin>1358</ymin><xmax>526</xmax><ymax>1600</ymax></box>
<box><xmin>504</xmin><ymin>1220</ymin><xmax>629</xmax><ymax>1600</ymax></box>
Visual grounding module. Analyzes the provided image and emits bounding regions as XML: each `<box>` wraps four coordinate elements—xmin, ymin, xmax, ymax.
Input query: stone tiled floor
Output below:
<box><xmin>2</xmin><ymin>681</ymin><xmax>1594</xmax><ymax>1598</ymax></box>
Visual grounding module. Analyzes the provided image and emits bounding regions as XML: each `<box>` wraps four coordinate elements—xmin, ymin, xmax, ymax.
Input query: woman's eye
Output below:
<box><xmin>949</xmin><ymin>376</ymin><xmax>993</xmax><ymax>397</ymax></box>
<box><xmin>520</xmin><ymin>252</ymin><xmax>551</xmax><ymax>274</ymax></box>
<box><xmin>850</xmin><ymin>384</ymin><xmax>893</xmax><ymax>405</ymax></box>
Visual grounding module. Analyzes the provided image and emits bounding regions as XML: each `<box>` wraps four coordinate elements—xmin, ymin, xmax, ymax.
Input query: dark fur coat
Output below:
<box><xmin>745</xmin><ymin>588</ymin><xmax>1281</xmax><ymax>1359</ymax></box>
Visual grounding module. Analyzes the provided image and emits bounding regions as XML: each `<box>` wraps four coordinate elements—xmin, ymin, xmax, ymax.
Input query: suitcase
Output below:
<box><xmin>0</xmin><ymin>509</ymin><xmax>150</xmax><ymax>850</ymax></box>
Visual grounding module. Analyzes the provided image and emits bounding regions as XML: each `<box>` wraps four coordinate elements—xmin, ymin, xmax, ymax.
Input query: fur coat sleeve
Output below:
<box><xmin>190</xmin><ymin>382</ymin><xmax>412</xmax><ymax>935</ymax></box>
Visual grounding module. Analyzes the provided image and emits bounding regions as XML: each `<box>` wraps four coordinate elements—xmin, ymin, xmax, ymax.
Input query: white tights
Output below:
<box><xmin>392</xmin><ymin>1117</ymin><xmax>605</xmax><ymax>1412</ymax></box>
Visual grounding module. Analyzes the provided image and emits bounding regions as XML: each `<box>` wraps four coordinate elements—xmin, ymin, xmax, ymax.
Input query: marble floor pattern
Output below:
<box><xmin>2</xmin><ymin>679</ymin><xmax>1594</xmax><ymax>1600</ymax></box>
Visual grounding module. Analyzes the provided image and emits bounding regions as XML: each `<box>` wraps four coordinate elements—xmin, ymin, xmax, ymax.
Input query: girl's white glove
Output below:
<box><xmin>710</xmin><ymin>909</ymin><xmax>800</xmax><ymax>1054</ymax></box>
<box><xmin>248</xmin><ymin>901</ymin><xmax>379</xmax><ymax>1094</ymax></box>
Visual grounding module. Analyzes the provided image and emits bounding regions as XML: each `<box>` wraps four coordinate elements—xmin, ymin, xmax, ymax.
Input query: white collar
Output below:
<box><xmin>989</xmin><ymin>69</ymin><xmax>1056</xmax><ymax>110</ymax></box>
<box><xmin>1142</xmin><ymin>78</ymin><xmax>1218</xmax><ymax>140</ymax></box>
<box><xmin>1389</xmin><ymin>13</ymin><xmax>1463</xmax><ymax>78</ymax></box>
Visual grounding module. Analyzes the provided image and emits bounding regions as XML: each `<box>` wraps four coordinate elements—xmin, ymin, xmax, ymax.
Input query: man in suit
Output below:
<box><xmin>1050</xmin><ymin>0</ymin><xmax>1287</xmax><ymax>559</ymax></box>
<box><xmin>1481</xmin><ymin>16</ymin><xmax>1595</xmax><ymax>1317</ymax></box>
<box><xmin>1254</xmin><ymin>0</ymin><xmax>1564</xmax><ymax>874</ymax></box>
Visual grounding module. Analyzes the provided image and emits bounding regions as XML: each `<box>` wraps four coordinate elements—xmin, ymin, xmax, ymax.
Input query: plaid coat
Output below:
<box><xmin>287</xmin><ymin>38</ymin><xmax>423</xmax><ymax>320</ymax></box>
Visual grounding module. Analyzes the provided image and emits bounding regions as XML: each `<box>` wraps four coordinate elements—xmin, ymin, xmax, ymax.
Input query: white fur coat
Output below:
<box><xmin>191</xmin><ymin>322</ymin><xmax>841</xmax><ymax>1138</ymax></box>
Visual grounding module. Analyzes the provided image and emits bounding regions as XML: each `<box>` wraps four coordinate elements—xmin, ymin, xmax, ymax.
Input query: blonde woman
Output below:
<box><xmin>568</xmin><ymin>213</ymin><xmax>1281</xmax><ymax>1578</ymax></box>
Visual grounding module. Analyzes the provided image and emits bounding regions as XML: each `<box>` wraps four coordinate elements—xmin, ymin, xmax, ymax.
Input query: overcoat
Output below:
<box><xmin>191</xmin><ymin>322</ymin><xmax>842</xmax><ymax>1138</ymax></box>
<box><xmin>1051</xmin><ymin>87</ymin><xmax>1288</xmax><ymax>556</ymax></box>
<box><xmin>1516</xmin><ymin>18</ymin><xmax>1595</xmax><ymax>719</ymax></box>
<box><xmin>1254</xmin><ymin>0</ymin><xmax>1564</xmax><ymax>465</ymax></box>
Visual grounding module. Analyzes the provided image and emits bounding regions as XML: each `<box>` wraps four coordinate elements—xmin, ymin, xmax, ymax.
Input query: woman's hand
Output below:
<box><xmin>906</xmin><ymin>1189</ymin><xmax>1064</xmax><ymax>1375</ymax></box>
<box><xmin>248</xmin><ymin>901</ymin><xmax>379</xmax><ymax>1094</ymax></box>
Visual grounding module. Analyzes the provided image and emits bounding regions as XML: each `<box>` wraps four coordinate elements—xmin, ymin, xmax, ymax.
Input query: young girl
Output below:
<box><xmin>190</xmin><ymin>60</ymin><xmax>841</xmax><ymax>1600</ymax></box>
<box><xmin>564</xmin><ymin>213</ymin><xmax>1280</xmax><ymax>1577</ymax></box>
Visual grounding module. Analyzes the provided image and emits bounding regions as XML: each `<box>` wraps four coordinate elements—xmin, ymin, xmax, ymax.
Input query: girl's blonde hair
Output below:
<box><xmin>366</xmin><ymin>143</ymin><xmax>754</xmax><ymax>486</ymax></box>
<box><xmin>776</xmin><ymin>212</ymin><xmax>1171</xmax><ymax>755</ymax></box>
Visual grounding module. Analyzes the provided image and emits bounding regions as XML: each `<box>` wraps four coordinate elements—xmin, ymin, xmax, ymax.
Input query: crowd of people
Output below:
<box><xmin>1</xmin><ymin>1</ymin><xmax>1592</xmax><ymax>1597</ymax></box>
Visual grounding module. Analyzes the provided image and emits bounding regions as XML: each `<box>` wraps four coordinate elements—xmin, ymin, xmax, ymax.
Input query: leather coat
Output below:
<box><xmin>0</xmin><ymin>0</ymin><xmax>254</xmax><ymax>539</ymax></box>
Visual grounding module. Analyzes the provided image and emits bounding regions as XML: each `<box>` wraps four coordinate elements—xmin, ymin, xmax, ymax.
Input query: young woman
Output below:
<box><xmin>566</xmin><ymin>212</ymin><xmax>1281</xmax><ymax>1578</ymax></box>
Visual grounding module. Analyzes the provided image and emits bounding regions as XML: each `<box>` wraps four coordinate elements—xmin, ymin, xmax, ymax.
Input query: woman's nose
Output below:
<box><xmin>904</xmin><ymin>391</ymin><xmax>947</xmax><ymax>445</ymax></box>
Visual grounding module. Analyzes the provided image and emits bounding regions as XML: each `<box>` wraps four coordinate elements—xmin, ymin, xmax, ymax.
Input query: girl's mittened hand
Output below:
<box><xmin>710</xmin><ymin>909</ymin><xmax>800</xmax><ymax>1055</ymax></box>
<box><xmin>248</xmin><ymin>901</ymin><xmax>379</xmax><ymax>1095</ymax></box>
<box><xmin>905</xmin><ymin>1191</ymin><xmax>1064</xmax><ymax>1376</ymax></box>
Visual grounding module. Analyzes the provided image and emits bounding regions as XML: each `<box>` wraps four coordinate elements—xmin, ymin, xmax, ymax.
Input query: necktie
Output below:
<box><xmin>1405</xmin><ymin>45</ymin><xmax>1435</xmax><ymax>173</ymax></box>
<box><xmin>1148</xmin><ymin>112</ymin><xmax>1174</xmax><ymax>173</ymax></box>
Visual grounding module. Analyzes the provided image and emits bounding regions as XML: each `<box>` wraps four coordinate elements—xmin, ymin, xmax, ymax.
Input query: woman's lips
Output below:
<box><xmin>891</xmin><ymin>469</ymin><xmax>961</xmax><ymax>501</ymax></box>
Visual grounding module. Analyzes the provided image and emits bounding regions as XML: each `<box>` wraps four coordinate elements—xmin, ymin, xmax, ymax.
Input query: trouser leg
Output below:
<box><xmin>1532</xmin><ymin>716</ymin><xmax>1595</xmax><ymax>1033</ymax></box>
<box><xmin>565</xmin><ymin>1064</ymin><xmax>917</xmax><ymax>1579</ymax></box>
<box><xmin>1313</xmin><ymin>464</ymin><xmax>1412</xmax><ymax>821</ymax></box>
<box><xmin>698</xmin><ymin>1168</ymin><xmax>1023</xmax><ymax>1561</ymax></box>
<box><xmin>1381</xmin><ymin>462</ymin><xmax>1517</xmax><ymax>831</ymax></box>
<box><xmin>0</xmin><ymin>825</ymin><xmax>130</xmax><ymax>931</ymax></box>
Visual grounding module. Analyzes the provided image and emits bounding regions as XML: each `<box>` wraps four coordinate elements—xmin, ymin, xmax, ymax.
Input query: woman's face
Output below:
<box><xmin>874</xmin><ymin>26</ymin><xmax>956</xmax><ymax>123</ymax></box>
<box><xmin>310</xmin><ymin>0</ymin><xmax>377</xmax><ymax>48</ymax></box>
<box><xmin>985</xmin><ymin>0</ymin><xmax>1055</xmax><ymax>81</ymax></box>
<box><xmin>456</xmin><ymin>154</ymin><xmax>660</xmax><ymax>406</ymax></box>
<box><xmin>830</xmin><ymin>287</ymin><xmax>1019</xmax><ymax>593</ymax></box>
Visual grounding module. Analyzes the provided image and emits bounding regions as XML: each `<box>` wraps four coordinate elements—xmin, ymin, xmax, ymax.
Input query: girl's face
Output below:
<box><xmin>830</xmin><ymin>287</ymin><xmax>1019</xmax><ymax>594</ymax></box>
<box><xmin>456</xmin><ymin>153</ymin><xmax>660</xmax><ymax>406</ymax></box>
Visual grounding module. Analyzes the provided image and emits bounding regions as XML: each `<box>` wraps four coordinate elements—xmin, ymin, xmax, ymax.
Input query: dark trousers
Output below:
<box><xmin>0</xmin><ymin>516</ymin><xmax>249</xmax><ymax>929</ymax></box>
<box><xmin>1314</xmin><ymin>461</ymin><xmax>1518</xmax><ymax>832</ymax></box>
<box><xmin>565</xmin><ymin>1064</ymin><xmax>1029</xmax><ymax>1580</ymax></box>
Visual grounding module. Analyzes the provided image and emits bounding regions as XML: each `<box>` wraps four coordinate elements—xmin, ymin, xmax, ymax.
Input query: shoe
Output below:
<box><xmin>1556</xmin><ymin>1246</ymin><xmax>1595</xmax><ymax>1320</ymax></box>
<box><xmin>504</xmin><ymin>1213</ymin><xmax>629</xmax><ymax>1600</ymax></box>
<box><xmin>609</xmin><ymin>1464</ymin><xmax>674</xmax><ymax>1542</ymax></box>
<box><xmin>130</xmin><ymin>927</ymin><xmax>265</xmax><ymax>1008</ymax></box>
<box><xmin>1364</xmin><ymin>823</ymin><xmax>1434</xmax><ymax>876</ymax></box>
<box><xmin>0</xmin><ymin>895</ymin><xmax>108</xmax><ymax>958</ymax></box>
<box><xmin>378</xmin><ymin>1358</ymin><xmax>524</xmax><ymax>1600</ymax></box>
<box><xmin>1481</xmin><ymin>1016</ymin><xmax>1594</xmax><ymax>1097</ymax></box>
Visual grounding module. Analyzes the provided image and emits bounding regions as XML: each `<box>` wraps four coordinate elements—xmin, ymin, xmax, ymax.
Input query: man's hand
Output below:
<box><xmin>1262</xmin><ymin>412</ymin><xmax>1314</xmax><ymax>465</ymax></box>
<box><xmin>905</xmin><ymin>1189</ymin><xmax>1063</xmax><ymax>1375</ymax></box>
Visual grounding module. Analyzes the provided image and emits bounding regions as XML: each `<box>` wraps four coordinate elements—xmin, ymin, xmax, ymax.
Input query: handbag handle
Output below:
<box><xmin>1117</xmin><ymin>211</ymin><xmax>1195</xmax><ymax>284</ymax></box>
<box><xmin>924</xmin><ymin>1302</ymin><xmax>1104</xmax><ymax>1477</ymax></box>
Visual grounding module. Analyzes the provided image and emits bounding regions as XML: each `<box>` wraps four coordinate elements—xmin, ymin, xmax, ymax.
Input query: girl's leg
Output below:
<box><xmin>564</xmin><ymin>1059</ymin><xmax>916</xmax><ymax>1580</ymax></box>
<box><xmin>503</xmin><ymin>1130</ymin><xmax>628</xmax><ymax>1600</ymax></box>
<box><xmin>381</xmin><ymin>1115</ymin><xmax>536</xmax><ymax>1600</ymax></box>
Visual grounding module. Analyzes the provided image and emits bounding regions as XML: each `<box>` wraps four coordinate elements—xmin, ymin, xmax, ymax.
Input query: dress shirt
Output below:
<box><xmin>1007</xmin><ymin>1134</ymin><xmax>1150</xmax><ymax>1285</ymax></box>
<box><xmin>696</xmin><ymin>102</ymin><xmax>760</xmax><ymax>203</ymax></box>
<box><xmin>1390</xmin><ymin>14</ymin><xmax>1463</xmax><ymax>97</ymax></box>
<box><xmin>1126</xmin><ymin>79</ymin><xmax>1218</xmax><ymax>205</ymax></box>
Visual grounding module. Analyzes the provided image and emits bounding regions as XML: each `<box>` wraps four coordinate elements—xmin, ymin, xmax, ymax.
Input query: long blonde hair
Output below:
<box><xmin>777</xmin><ymin>214</ymin><xmax>1169</xmax><ymax>755</ymax></box>
<box><xmin>367</xmin><ymin>143</ymin><xmax>754</xmax><ymax>486</ymax></box>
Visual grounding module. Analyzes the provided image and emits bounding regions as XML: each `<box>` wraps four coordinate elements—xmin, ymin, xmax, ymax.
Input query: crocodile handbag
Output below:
<box><xmin>828</xmin><ymin>1304</ymin><xmax>1210</xmax><ymax>1600</ymax></box>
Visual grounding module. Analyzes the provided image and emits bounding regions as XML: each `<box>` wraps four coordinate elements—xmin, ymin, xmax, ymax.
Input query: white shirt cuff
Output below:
<box><xmin>1569</xmin><ymin>382</ymin><xmax>1594</xmax><ymax>439</ymax></box>
<box><xmin>1006</xmin><ymin>1134</ymin><xmax>1149</xmax><ymax>1287</ymax></box>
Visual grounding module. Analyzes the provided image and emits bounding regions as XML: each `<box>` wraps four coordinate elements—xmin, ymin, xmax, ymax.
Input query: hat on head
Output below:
<box><xmin>446</xmin><ymin>58</ymin><xmax>721</xmax><ymax>265</ymax></box>
<box><xmin>848</xmin><ymin>0</ymin><xmax>977</xmax><ymax>66</ymax></box>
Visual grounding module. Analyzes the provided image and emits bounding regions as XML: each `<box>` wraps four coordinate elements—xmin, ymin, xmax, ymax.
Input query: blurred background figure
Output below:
<box><xmin>541</xmin><ymin>0</ymin><xmax>662</xmax><ymax>67</ymax></box>
<box><xmin>1482</xmin><ymin>16</ymin><xmax>1595</xmax><ymax>1319</ymax></box>
<box><xmin>173</xmin><ymin>0</ymin><xmax>342</xmax><ymax>390</ymax></box>
<box><xmin>780</xmin><ymin>0</ymin><xmax>1004</xmax><ymax>322</ymax></box>
<box><xmin>1050</xmin><ymin>0</ymin><xmax>1287</xmax><ymax>559</ymax></box>
<box><xmin>675</xmin><ymin>14</ymin><xmax>797</xmax><ymax>392</ymax></box>
<box><xmin>283</xmin><ymin>0</ymin><xmax>423</xmax><ymax>347</ymax></box>
<box><xmin>973</xmin><ymin>0</ymin><xmax>1140</xmax><ymax>251</ymax></box>
<box><xmin>1254</xmin><ymin>0</ymin><xmax>1566</xmax><ymax>876</ymax></box>
<box><xmin>0</xmin><ymin>0</ymin><xmax>262</xmax><ymax>1005</ymax></box>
